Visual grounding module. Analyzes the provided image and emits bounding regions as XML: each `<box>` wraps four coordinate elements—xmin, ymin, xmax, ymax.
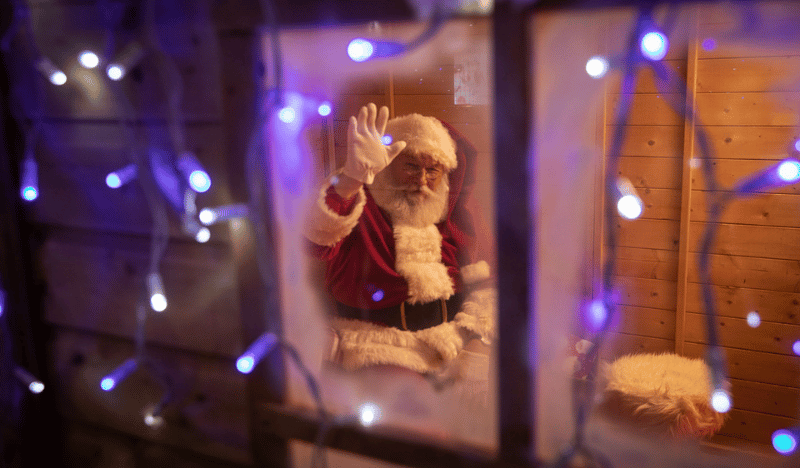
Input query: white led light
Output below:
<box><xmin>318</xmin><ymin>102</ymin><xmax>332</xmax><ymax>116</ymax></box>
<box><xmin>106</xmin><ymin>64</ymin><xmax>124</xmax><ymax>81</ymax></box>
<box><xmin>144</xmin><ymin>407</ymin><xmax>165</xmax><ymax>429</ymax></box>
<box><xmin>711</xmin><ymin>389</ymin><xmax>732</xmax><ymax>413</ymax></box>
<box><xmin>585</xmin><ymin>56</ymin><xmax>609</xmax><ymax>79</ymax></box>
<box><xmin>79</xmin><ymin>50</ymin><xmax>99</xmax><ymax>69</ymax></box>
<box><xmin>106</xmin><ymin>41</ymin><xmax>146</xmax><ymax>81</ymax></box>
<box><xmin>36</xmin><ymin>57</ymin><xmax>66</xmax><ymax>85</ymax></box>
<box><xmin>177</xmin><ymin>152</ymin><xmax>211</xmax><ymax>193</ymax></box>
<box><xmin>358</xmin><ymin>402</ymin><xmax>381</xmax><ymax>427</ymax></box>
<box><xmin>777</xmin><ymin>160</ymin><xmax>800</xmax><ymax>182</ymax></box>
<box><xmin>147</xmin><ymin>272</ymin><xmax>167</xmax><ymax>312</ymax></box>
<box><xmin>348</xmin><ymin>39</ymin><xmax>374</xmax><ymax>62</ymax></box>
<box><xmin>640</xmin><ymin>31</ymin><xmax>669</xmax><ymax>61</ymax></box>
<box><xmin>199</xmin><ymin>204</ymin><xmax>249</xmax><ymax>226</ymax></box>
<box><xmin>278</xmin><ymin>107</ymin><xmax>296</xmax><ymax>124</ymax></box>
<box><xmin>617</xmin><ymin>194</ymin><xmax>643</xmax><ymax>219</ymax></box>
<box><xmin>195</xmin><ymin>227</ymin><xmax>210</xmax><ymax>243</ymax></box>
<box><xmin>14</xmin><ymin>367</ymin><xmax>44</xmax><ymax>394</ymax></box>
<box><xmin>746</xmin><ymin>311</ymin><xmax>761</xmax><ymax>328</ymax></box>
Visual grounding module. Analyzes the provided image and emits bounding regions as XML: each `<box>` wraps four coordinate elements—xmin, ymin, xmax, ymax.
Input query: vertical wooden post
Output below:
<box><xmin>493</xmin><ymin>1</ymin><xmax>534</xmax><ymax>464</ymax></box>
<box><xmin>675</xmin><ymin>9</ymin><xmax>700</xmax><ymax>355</ymax></box>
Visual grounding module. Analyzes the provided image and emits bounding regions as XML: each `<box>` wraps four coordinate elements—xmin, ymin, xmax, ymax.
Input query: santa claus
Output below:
<box><xmin>304</xmin><ymin>103</ymin><xmax>495</xmax><ymax>377</ymax></box>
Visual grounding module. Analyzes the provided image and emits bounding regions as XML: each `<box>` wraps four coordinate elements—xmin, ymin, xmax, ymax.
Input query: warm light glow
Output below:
<box><xmin>318</xmin><ymin>102</ymin><xmax>332</xmax><ymax>116</ymax></box>
<box><xmin>617</xmin><ymin>194</ymin><xmax>643</xmax><ymax>219</ymax></box>
<box><xmin>348</xmin><ymin>39</ymin><xmax>374</xmax><ymax>62</ymax></box>
<box><xmin>585</xmin><ymin>56</ymin><xmax>609</xmax><ymax>78</ymax></box>
<box><xmin>640</xmin><ymin>31</ymin><xmax>669</xmax><ymax>61</ymax></box>
<box><xmin>711</xmin><ymin>389</ymin><xmax>732</xmax><ymax>413</ymax></box>
<box><xmin>236</xmin><ymin>333</ymin><xmax>279</xmax><ymax>374</ymax></box>
<box><xmin>773</xmin><ymin>429</ymin><xmax>798</xmax><ymax>455</ymax></box>
<box><xmin>746</xmin><ymin>311</ymin><xmax>761</xmax><ymax>328</ymax></box>
<box><xmin>144</xmin><ymin>408</ymin><xmax>165</xmax><ymax>428</ymax></box>
<box><xmin>358</xmin><ymin>402</ymin><xmax>380</xmax><ymax>426</ymax></box>
<box><xmin>79</xmin><ymin>51</ymin><xmax>99</xmax><ymax>69</ymax></box>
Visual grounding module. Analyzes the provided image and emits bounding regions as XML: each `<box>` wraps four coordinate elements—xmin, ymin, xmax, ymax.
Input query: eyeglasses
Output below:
<box><xmin>401</xmin><ymin>162</ymin><xmax>443</xmax><ymax>181</ymax></box>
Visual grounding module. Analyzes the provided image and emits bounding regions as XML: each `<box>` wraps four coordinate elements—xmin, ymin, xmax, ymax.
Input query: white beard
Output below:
<box><xmin>368</xmin><ymin>170</ymin><xmax>449</xmax><ymax>228</ymax></box>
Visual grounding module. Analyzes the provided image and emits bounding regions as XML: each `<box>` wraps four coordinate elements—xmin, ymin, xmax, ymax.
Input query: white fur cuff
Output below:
<box><xmin>461</xmin><ymin>260</ymin><xmax>490</xmax><ymax>284</ymax></box>
<box><xmin>304</xmin><ymin>180</ymin><xmax>367</xmax><ymax>247</ymax></box>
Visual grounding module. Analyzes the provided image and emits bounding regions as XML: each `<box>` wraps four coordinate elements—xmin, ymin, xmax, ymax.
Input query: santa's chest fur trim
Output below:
<box><xmin>393</xmin><ymin>224</ymin><xmax>454</xmax><ymax>304</ymax></box>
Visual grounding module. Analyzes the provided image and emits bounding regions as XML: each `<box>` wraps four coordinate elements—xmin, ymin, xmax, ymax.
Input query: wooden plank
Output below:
<box><xmin>636</xmin><ymin>187</ymin><xmax>682</xmax><ymax>221</ymax></box>
<box><xmin>49</xmin><ymin>329</ymin><xmax>251</xmax><ymax>465</ymax></box>
<box><xmin>600</xmin><ymin>333</ymin><xmax>675</xmax><ymax>361</ymax></box>
<box><xmin>29</xmin><ymin>123</ymin><xmax>231</xmax><ymax>239</ymax></box>
<box><xmin>695</xmin><ymin>126</ymin><xmax>800</xmax><ymax>160</ymax></box>
<box><xmin>332</xmin><ymin>94</ymin><xmax>390</xmax><ymax>122</ymax></box>
<box><xmin>685</xmin><ymin>282</ymin><xmax>800</xmax><ymax>324</ymax></box>
<box><xmin>394</xmin><ymin>95</ymin><xmax>488</xmax><ymax>124</ymax></box>
<box><xmin>688</xmin><ymin>222</ymin><xmax>800</xmax><ymax>261</ymax></box>
<box><xmin>609</xmin><ymin>125</ymin><xmax>685</xmax><ymax>158</ymax></box>
<box><xmin>615</xmin><ymin>247</ymin><xmax>679</xmax><ymax>281</ymax></box>
<box><xmin>606</xmin><ymin>94</ymin><xmax>684</xmax><ymax>126</ymax></box>
<box><xmin>692</xmin><ymin>193</ymin><xmax>800</xmax><ymax>228</ymax></box>
<box><xmin>715</xmin><ymin>409</ymin><xmax>800</xmax><ymax>447</ymax></box>
<box><xmin>28</xmin><ymin>1</ymin><xmax>222</xmax><ymax>121</ymax></box>
<box><xmin>41</xmin><ymin>231</ymin><xmax>243</xmax><ymax>357</ymax></box>
<box><xmin>618</xmin><ymin>155</ymin><xmax>683</xmax><ymax>190</ymax></box>
<box><xmin>614</xmin><ymin>305</ymin><xmax>676</xmax><ymax>340</ymax></box>
<box><xmin>614</xmin><ymin>276</ymin><xmax>677</xmax><ymax>311</ymax></box>
<box><xmin>615</xmin><ymin>218</ymin><xmax>680</xmax><ymax>251</ymax></box>
<box><xmin>684</xmin><ymin>312</ymin><xmax>800</xmax><ymax>356</ymax></box>
<box><xmin>605</xmin><ymin>60</ymin><xmax>688</xmax><ymax>95</ymax></box>
<box><xmin>697</xmin><ymin>56</ymin><xmax>800</xmax><ymax>93</ymax></box>
<box><xmin>683</xmin><ymin>343</ymin><xmax>800</xmax><ymax>388</ymax></box>
<box><xmin>729</xmin><ymin>378</ymin><xmax>800</xmax><ymax>419</ymax></box>
<box><xmin>686</xmin><ymin>253</ymin><xmax>800</xmax><ymax>295</ymax></box>
<box><xmin>692</xmin><ymin>159</ymin><xmax>800</xmax><ymax>195</ymax></box>
<box><xmin>696</xmin><ymin>92</ymin><xmax>800</xmax><ymax>126</ymax></box>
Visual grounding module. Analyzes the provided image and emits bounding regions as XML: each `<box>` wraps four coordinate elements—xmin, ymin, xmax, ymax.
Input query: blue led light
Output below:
<box><xmin>372</xmin><ymin>289</ymin><xmax>384</xmax><ymax>302</ymax></box>
<box><xmin>106</xmin><ymin>173</ymin><xmax>122</xmax><ymax>188</ymax></box>
<box><xmin>793</xmin><ymin>340</ymin><xmax>800</xmax><ymax>356</ymax></box>
<box><xmin>381</xmin><ymin>135</ymin><xmax>393</xmax><ymax>145</ymax></box>
<box><xmin>22</xmin><ymin>186</ymin><xmax>38</xmax><ymax>201</ymax></box>
<box><xmin>236</xmin><ymin>356</ymin><xmax>255</xmax><ymax>374</ymax></box>
<box><xmin>100</xmin><ymin>377</ymin><xmax>115</xmax><ymax>391</ymax></box>
<box><xmin>278</xmin><ymin>107</ymin><xmax>296</xmax><ymax>124</ymax></box>
<box><xmin>348</xmin><ymin>39</ymin><xmax>374</xmax><ymax>62</ymax></box>
<box><xmin>702</xmin><ymin>38</ymin><xmax>717</xmax><ymax>51</ymax></box>
<box><xmin>588</xmin><ymin>299</ymin><xmax>607</xmax><ymax>330</ymax></box>
<box><xmin>318</xmin><ymin>102</ymin><xmax>332</xmax><ymax>117</ymax></box>
<box><xmin>640</xmin><ymin>31</ymin><xmax>669</xmax><ymax>61</ymax></box>
<box><xmin>189</xmin><ymin>170</ymin><xmax>211</xmax><ymax>193</ymax></box>
<box><xmin>772</xmin><ymin>429</ymin><xmax>798</xmax><ymax>455</ymax></box>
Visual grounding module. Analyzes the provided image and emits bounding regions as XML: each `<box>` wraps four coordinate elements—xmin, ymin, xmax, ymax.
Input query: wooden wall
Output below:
<box><xmin>3</xmin><ymin>1</ymin><xmax>267</xmax><ymax>466</ymax></box>
<box><xmin>603</xmin><ymin>4</ymin><xmax>800</xmax><ymax>452</ymax></box>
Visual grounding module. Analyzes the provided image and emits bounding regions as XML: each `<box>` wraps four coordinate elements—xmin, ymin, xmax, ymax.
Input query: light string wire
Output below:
<box><xmin>248</xmin><ymin>2</ymin><xmax>330</xmax><ymax>467</ymax></box>
<box><xmin>99</xmin><ymin>1</ymin><xmax>173</xmax><ymax>417</ymax></box>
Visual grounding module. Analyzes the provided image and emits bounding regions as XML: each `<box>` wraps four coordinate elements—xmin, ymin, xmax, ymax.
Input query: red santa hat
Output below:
<box><xmin>385</xmin><ymin>113</ymin><xmax>458</xmax><ymax>171</ymax></box>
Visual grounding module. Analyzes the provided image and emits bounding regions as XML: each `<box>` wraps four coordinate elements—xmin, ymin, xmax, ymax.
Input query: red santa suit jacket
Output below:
<box><xmin>305</xmin><ymin>122</ymin><xmax>480</xmax><ymax>311</ymax></box>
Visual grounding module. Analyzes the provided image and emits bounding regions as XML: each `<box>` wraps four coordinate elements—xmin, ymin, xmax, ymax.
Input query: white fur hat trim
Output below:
<box><xmin>385</xmin><ymin>113</ymin><xmax>457</xmax><ymax>171</ymax></box>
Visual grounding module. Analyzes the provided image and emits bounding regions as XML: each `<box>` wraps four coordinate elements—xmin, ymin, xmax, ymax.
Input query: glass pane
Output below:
<box><xmin>531</xmin><ymin>2</ymin><xmax>799</xmax><ymax>466</ymax></box>
<box><xmin>262</xmin><ymin>17</ymin><xmax>497</xmax><ymax>453</ymax></box>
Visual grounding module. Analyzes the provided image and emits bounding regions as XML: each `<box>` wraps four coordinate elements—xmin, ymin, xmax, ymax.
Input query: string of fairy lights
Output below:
<box><xmin>2</xmin><ymin>0</ymin><xmax>799</xmax><ymax>463</ymax></box>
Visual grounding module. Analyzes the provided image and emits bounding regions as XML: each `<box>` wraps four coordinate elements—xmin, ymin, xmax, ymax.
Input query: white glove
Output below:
<box><xmin>343</xmin><ymin>103</ymin><xmax>407</xmax><ymax>184</ymax></box>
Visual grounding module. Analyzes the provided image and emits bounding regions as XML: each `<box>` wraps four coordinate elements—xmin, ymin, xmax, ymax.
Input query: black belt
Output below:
<box><xmin>335</xmin><ymin>293</ymin><xmax>463</xmax><ymax>332</ymax></box>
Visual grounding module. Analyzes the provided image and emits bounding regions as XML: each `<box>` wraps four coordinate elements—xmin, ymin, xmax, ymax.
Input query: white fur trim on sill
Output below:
<box><xmin>303</xmin><ymin>179</ymin><xmax>367</xmax><ymax>247</ymax></box>
<box><xmin>461</xmin><ymin>260</ymin><xmax>490</xmax><ymax>284</ymax></box>
<box><xmin>393</xmin><ymin>224</ymin><xmax>454</xmax><ymax>304</ymax></box>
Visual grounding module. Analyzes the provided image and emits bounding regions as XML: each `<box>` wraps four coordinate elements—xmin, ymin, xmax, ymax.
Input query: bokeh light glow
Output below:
<box><xmin>746</xmin><ymin>311</ymin><xmax>761</xmax><ymax>328</ymax></box>
<box><xmin>100</xmin><ymin>377</ymin><xmax>116</xmax><ymax>391</ymax></box>
<box><xmin>22</xmin><ymin>186</ymin><xmax>38</xmax><ymax>201</ymax></box>
<box><xmin>640</xmin><ymin>31</ymin><xmax>669</xmax><ymax>61</ymax></box>
<box><xmin>772</xmin><ymin>429</ymin><xmax>798</xmax><ymax>455</ymax></box>
<box><xmin>29</xmin><ymin>381</ymin><xmax>45</xmax><ymax>394</ymax></box>
<box><xmin>236</xmin><ymin>333</ymin><xmax>278</xmax><ymax>375</ymax></box>
<box><xmin>50</xmin><ymin>71</ymin><xmax>67</xmax><ymax>86</ymax></box>
<box><xmin>711</xmin><ymin>389</ymin><xmax>732</xmax><ymax>413</ymax></box>
<box><xmin>318</xmin><ymin>102</ymin><xmax>332</xmax><ymax>116</ymax></box>
<box><xmin>585</xmin><ymin>56</ymin><xmax>609</xmax><ymax>78</ymax></box>
<box><xmin>195</xmin><ymin>227</ymin><xmax>211</xmax><ymax>243</ymax></box>
<box><xmin>372</xmin><ymin>289</ymin><xmax>384</xmax><ymax>302</ymax></box>
<box><xmin>150</xmin><ymin>293</ymin><xmax>167</xmax><ymax>312</ymax></box>
<box><xmin>107</xmin><ymin>64</ymin><xmax>124</xmax><ymax>81</ymax></box>
<box><xmin>189</xmin><ymin>170</ymin><xmax>211</xmax><ymax>193</ymax></box>
<box><xmin>236</xmin><ymin>356</ymin><xmax>255</xmax><ymax>374</ymax></box>
<box><xmin>79</xmin><ymin>51</ymin><xmax>99</xmax><ymax>69</ymax></box>
<box><xmin>777</xmin><ymin>160</ymin><xmax>800</xmax><ymax>182</ymax></box>
<box><xmin>381</xmin><ymin>135</ymin><xmax>393</xmax><ymax>145</ymax></box>
<box><xmin>588</xmin><ymin>299</ymin><xmax>607</xmax><ymax>331</ymax></box>
<box><xmin>106</xmin><ymin>173</ymin><xmax>122</xmax><ymax>188</ymax></box>
<box><xmin>793</xmin><ymin>340</ymin><xmax>800</xmax><ymax>356</ymax></box>
<box><xmin>617</xmin><ymin>194</ymin><xmax>643</xmax><ymax>219</ymax></box>
<box><xmin>278</xmin><ymin>107</ymin><xmax>296</xmax><ymax>124</ymax></box>
<box><xmin>358</xmin><ymin>402</ymin><xmax>381</xmax><ymax>427</ymax></box>
<box><xmin>348</xmin><ymin>39</ymin><xmax>374</xmax><ymax>62</ymax></box>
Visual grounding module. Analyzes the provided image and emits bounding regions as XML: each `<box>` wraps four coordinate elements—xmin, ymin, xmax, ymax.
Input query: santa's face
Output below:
<box><xmin>388</xmin><ymin>152</ymin><xmax>446</xmax><ymax>203</ymax></box>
